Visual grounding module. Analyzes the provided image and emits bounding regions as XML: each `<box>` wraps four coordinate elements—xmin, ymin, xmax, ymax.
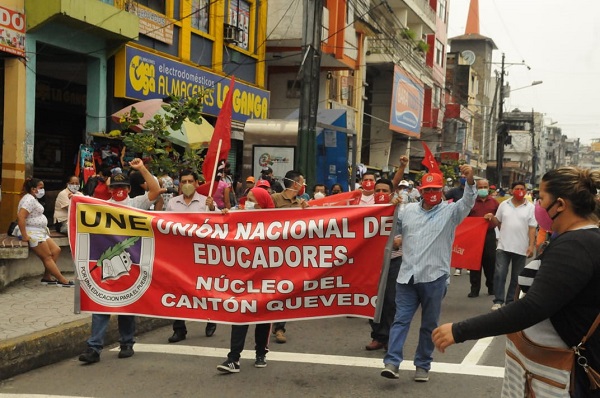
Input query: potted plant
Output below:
<box><xmin>400</xmin><ymin>28</ymin><xmax>416</xmax><ymax>41</ymax></box>
<box><xmin>415</xmin><ymin>40</ymin><xmax>430</xmax><ymax>53</ymax></box>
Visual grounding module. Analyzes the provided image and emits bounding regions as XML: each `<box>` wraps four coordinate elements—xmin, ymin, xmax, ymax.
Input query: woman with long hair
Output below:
<box><xmin>17</xmin><ymin>178</ymin><xmax>73</xmax><ymax>286</ymax></box>
<box><xmin>433</xmin><ymin>167</ymin><xmax>600</xmax><ymax>396</ymax></box>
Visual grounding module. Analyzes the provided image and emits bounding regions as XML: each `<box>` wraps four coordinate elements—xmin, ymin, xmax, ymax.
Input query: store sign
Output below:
<box><xmin>389</xmin><ymin>65</ymin><xmax>424</xmax><ymax>138</ymax></box>
<box><xmin>115</xmin><ymin>0</ymin><xmax>173</xmax><ymax>45</ymax></box>
<box><xmin>115</xmin><ymin>46</ymin><xmax>269</xmax><ymax>123</ymax></box>
<box><xmin>0</xmin><ymin>5</ymin><xmax>25</xmax><ymax>57</ymax></box>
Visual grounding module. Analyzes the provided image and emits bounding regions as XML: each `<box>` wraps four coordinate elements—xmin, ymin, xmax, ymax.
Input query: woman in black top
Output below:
<box><xmin>433</xmin><ymin>166</ymin><xmax>600</xmax><ymax>397</ymax></box>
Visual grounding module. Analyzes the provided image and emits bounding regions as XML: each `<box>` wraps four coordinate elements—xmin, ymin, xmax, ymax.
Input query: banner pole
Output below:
<box><xmin>207</xmin><ymin>139</ymin><xmax>223</xmax><ymax>204</ymax></box>
<box><xmin>373</xmin><ymin>204</ymin><xmax>400</xmax><ymax>323</ymax></box>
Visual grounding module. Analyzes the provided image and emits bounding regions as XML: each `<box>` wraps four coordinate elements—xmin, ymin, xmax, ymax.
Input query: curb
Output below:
<box><xmin>0</xmin><ymin>316</ymin><xmax>171</xmax><ymax>381</ymax></box>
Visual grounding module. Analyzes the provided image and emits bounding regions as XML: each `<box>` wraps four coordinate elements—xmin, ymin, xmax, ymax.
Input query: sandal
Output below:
<box><xmin>40</xmin><ymin>278</ymin><xmax>57</xmax><ymax>285</ymax></box>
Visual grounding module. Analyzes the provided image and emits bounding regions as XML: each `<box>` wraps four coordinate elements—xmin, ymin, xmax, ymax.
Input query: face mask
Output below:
<box><xmin>422</xmin><ymin>191</ymin><xmax>442</xmax><ymax>206</ymax></box>
<box><xmin>297</xmin><ymin>185</ymin><xmax>306</xmax><ymax>196</ymax></box>
<box><xmin>181</xmin><ymin>183</ymin><xmax>195</xmax><ymax>197</ymax></box>
<box><xmin>35</xmin><ymin>188</ymin><xmax>45</xmax><ymax>199</ymax></box>
<box><xmin>245</xmin><ymin>201</ymin><xmax>256</xmax><ymax>210</ymax></box>
<box><xmin>374</xmin><ymin>193</ymin><xmax>391</xmax><ymax>204</ymax></box>
<box><xmin>534</xmin><ymin>200</ymin><xmax>559</xmax><ymax>231</ymax></box>
<box><xmin>111</xmin><ymin>188</ymin><xmax>129</xmax><ymax>201</ymax></box>
<box><xmin>513</xmin><ymin>190</ymin><xmax>525</xmax><ymax>200</ymax></box>
<box><xmin>68</xmin><ymin>184</ymin><xmax>80</xmax><ymax>193</ymax></box>
<box><xmin>477</xmin><ymin>189</ymin><xmax>489</xmax><ymax>198</ymax></box>
<box><xmin>362</xmin><ymin>180</ymin><xmax>375</xmax><ymax>191</ymax></box>
<box><xmin>314</xmin><ymin>192</ymin><xmax>325</xmax><ymax>200</ymax></box>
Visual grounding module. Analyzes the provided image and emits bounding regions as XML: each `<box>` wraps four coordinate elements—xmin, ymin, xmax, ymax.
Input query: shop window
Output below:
<box><xmin>191</xmin><ymin>0</ymin><xmax>210</xmax><ymax>33</ymax></box>
<box><xmin>227</xmin><ymin>0</ymin><xmax>253</xmax><ymax>51</ymax></box>
<box><xmin>137</xmin><ymin>0</ymin><xmax>166</xmax><ymax>14</ymax></box>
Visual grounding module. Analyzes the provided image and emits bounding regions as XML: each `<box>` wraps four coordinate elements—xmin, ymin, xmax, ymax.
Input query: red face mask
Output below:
<box><xmin>513</xmin><ymin>190</ymin><xmax>525</xmax><ymax>200</ymax></box>
<box><xmin>297</xmin><ymin>185</ymin><xmax>306</xmax><ymax>196</ymax></box>
<box><xmin>422</xmin><ymin>191</ymin><xmax>442</xmax><ymax>206</ymax></box>
<box><xmin>362</xmin><ymin>180</ymin><xmax>375</xmax><ymax>191</ymax></box>
<box><xmin>374</xmin><ymin>193</ymin><xmax>391</xmax><ymax>204</ymax></box>
<box><xmin>111</xmin><ymin>188</ymin><xmax>129</xmax><ymax>201</ymax></box>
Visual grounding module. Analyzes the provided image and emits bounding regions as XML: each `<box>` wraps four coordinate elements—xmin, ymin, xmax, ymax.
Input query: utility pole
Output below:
<box><xmin>530</xmin><ymin>108</ymin><xmax>536</xmax><ymax>186</ymax></box>
<box><xmin>495</xmin><ymin>53</ymin><xmax>506</xmax><ymax>187</ymax></box>
<box><xmin>297</xmin><ymin>0</ymin><xmax>323</xmax><ymax>184</ymax></box>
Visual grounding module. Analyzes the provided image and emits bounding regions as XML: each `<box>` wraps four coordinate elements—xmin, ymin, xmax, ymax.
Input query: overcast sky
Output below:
<box><xmin>447</xmin><ymin>0</ymin><xmax>600</xmax><ymax>145</ymax></box>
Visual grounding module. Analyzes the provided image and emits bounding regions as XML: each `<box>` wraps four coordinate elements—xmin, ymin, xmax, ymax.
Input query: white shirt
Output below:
<box><xmin>496</xmin><ymin>198</ymin><xmax>537</xmax><ymax>256</ymax></box>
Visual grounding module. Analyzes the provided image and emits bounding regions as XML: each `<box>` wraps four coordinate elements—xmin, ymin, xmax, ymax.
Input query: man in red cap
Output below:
<box><xmin>381</xmin><ymin>163</ymin><xmax>476</xmax><ymax>382</ymax></box>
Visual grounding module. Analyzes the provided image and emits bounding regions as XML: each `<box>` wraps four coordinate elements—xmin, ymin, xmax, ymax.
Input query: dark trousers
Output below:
<box><xmin>227</xmin><ymin>323</ymin><xmax>271</xmax><ymax>362</ymax></box>
<box><xmin>273</xmin><ymin>322</ymin><xmax>286</xmax><ymax>332</ymax></box>
<box><xmin>370</xmin><ymin>256</ymin><xmax>402</xmax><ymax>343</ymax></box>
<box><xmin>173</xmin><ymin>320</ymin><xmax>216</xmax><ymax>333</ymax></box>
<box><xmin>469</xmin><ymin>229</ymin><xmax>496</xmax><ymax>294</ymax></box>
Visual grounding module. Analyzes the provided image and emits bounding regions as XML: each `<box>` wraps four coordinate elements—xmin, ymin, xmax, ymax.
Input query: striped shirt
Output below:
<box><xmin>396</xmin><ymin>183</ymin><xmax>477</xmax><ymax>284</ymax></box>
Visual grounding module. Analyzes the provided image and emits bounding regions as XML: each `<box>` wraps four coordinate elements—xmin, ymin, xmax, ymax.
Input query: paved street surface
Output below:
<box><xmin>0</xmin><ymin>270</ymin><xmax>505</xmax><ymax>397</ymax></box>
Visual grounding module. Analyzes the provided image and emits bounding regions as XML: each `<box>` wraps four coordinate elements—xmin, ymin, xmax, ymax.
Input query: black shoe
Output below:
<box><xmin>217</xmin><ymin>359</ymin><xmax>240</xmax><ymax>373</ymax></box>
<box><xmin>79</xmin><ymin>347</ymin><xmax>100</xmax><ymax>363</ymax></box>
<box><xmin>468</xmin><ymin>292</ymin><xmax>479</xmax><ymax>298</ymax></box>
<box><xmin>205</xmin><ymin>323</ymin><xmax>217</xmax><ymax>337</ymax></box>
<box><xmin>168</xmin><ymin>331</ymin><xmax>186</xmax><ymax>343</ymax></box>
<box><xmin>118</xmin><ymin>345</ymin><xmax>134</xmax><ymax>358</ymax></box>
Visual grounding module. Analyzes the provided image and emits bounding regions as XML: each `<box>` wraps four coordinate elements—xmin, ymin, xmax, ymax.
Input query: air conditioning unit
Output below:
<box><xmin>224</xmin><ymin>24</ymin><xmax>239</xmax><ymax>43</ymax></box>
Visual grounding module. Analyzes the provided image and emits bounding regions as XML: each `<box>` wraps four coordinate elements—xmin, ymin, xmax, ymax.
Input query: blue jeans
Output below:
<box><xmin>493</xmin><ymin>250</ymin><xmax>526</xmax><ymax>305</ymax></box>
<box><xmin>87</xmin><ymin>314</ymin><xmax>136</xmax><ymax>353</ymax></box>
<box><xmin>384</xmin><ymin>275</ymin><xmax>448</xmax><ymax>371</ymax></box>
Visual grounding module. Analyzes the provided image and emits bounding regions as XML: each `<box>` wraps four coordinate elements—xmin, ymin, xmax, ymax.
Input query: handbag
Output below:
<box><xmin>7</xmin><ymin>220</ymin><xmax>18</xmax><ymax>236</ymax></box>
<box><xmin>503</xmin><ymin>314</ymin><xmax>600</xmax><ymax>397</ymax></box>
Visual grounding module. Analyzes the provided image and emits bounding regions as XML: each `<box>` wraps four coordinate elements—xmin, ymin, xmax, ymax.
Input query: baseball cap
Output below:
<box><xmin>419</xmin><ymin>173</ymin><xmax>444</xmax><ymax>189</ymax></box>
<box><xmin>246</xmin><ymin>176</ymin><xmax>255</xmax><ymax>183</ymax></box>
<box><xmin>256</xmin><ymin>179</ymin><xmax>271</xmax><ymax>189</ymax></box>
<box><xmin>490</xmin><ymin>185</ymin><xmax>496</xmax><ymax>190</ymax></box>
<box><xmin>109</xmin><ymin>172</ymin><xmax>130</xmax><ymax>187</ymax></box>
<box><xmin>398</xmin><ymin>180</ymin><xmax>409</xmax><ymax>187</ymax></box>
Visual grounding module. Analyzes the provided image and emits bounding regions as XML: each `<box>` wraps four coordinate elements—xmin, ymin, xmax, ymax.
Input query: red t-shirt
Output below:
<box><xmin>469</xmin><ymin>195</ymin><xmax>499</xmax><ymax>230</ymax></box>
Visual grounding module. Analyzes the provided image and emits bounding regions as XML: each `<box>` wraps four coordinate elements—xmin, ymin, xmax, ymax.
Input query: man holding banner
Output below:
<box><xmin>381</xmin><ymin>162</ymin><xmax>476</xmax><ymax>382</ymax></box>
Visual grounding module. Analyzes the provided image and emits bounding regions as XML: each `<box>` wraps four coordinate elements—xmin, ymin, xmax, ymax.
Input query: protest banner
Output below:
<box><xmin>69</xmin><ymin>196</ymin><xmax>395</xmax><ymax>324</ymax></box>
<box><xmin>450</xmin><ymin>217</ymin><xmax>488</xmax><ymax>271</ymax></box>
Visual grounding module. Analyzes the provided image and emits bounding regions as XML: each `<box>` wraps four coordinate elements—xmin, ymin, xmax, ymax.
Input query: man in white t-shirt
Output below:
<box><xmin>489</xmin><ymin>181</ymin><xmax>537</xmax><ymax>311</ymax></box>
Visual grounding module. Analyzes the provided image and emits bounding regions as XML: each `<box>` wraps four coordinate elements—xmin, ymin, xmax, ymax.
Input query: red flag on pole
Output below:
<box><xmin>421</xmin><ymin>141</ymin><xmax>443</xmax><ymax>175</ymax></box>
<box><xmin>202</xmin><ymin>76</ymin><xmax>235</xmax><ymax>183</ymax></box>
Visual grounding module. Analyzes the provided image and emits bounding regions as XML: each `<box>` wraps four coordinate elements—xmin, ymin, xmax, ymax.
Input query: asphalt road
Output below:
<box><xmin>0</xmin><ymin>270</ymin><xmax>505</xmax><ymax>397</ymax></box>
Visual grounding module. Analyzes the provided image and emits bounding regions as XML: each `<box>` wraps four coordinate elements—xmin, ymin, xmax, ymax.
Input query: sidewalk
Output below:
<box><xmin>0</xmin><ymin>274</ymin><xmax>170</xmax><ymax>380</ymax></box>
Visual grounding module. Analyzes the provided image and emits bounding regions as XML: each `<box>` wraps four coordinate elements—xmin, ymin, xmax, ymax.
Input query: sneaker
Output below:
<box><xmin>275</xmin><ymin>330</ymin><xmax>286</xmax><ymax>344</ymax></box>
<box><xmin>491</xmin><ymin>303</ymin><xmax>502</xmax><ymax>311</ymax></box>
<box><xmin>414</xmin><ymin>367</ymin><xmax>429</xmax><ymax>382</ymax></box>
<box><xmin>381</xmin><ymin>363</ymin><xmax>400</xmax><ymax>379</ymax></box>
<box><xmin>78</xmin><ymin>347</ymin><xmax>100</xmax><ymax>363</ymax></box>
<box><xmin>56</xmin><ymin>281</ymin><xmax>74</xmax><ymax>287</ymax></box>
<box><xmin>254</xmin><ymin>356</ymin><xmax>267</xmax><ymax>368</ymax></box>
<box><xmin>40</xmin><ymin>278</ymin><xmax>57</xmax><ymax>285</ymax></box>
<box><xmin>118</xmin><ymin>345</ymin><xmax>134</xmax><ymax>358</ymax></box>
<box><xmin>217</xmin><ymin>359</ymin><xmax>240</xmax><ymax>373</ymax></box>
<box><xmin>453</xmin><ymin>269</ymin><xmax>461</xmax><ymax>276</ymax></box>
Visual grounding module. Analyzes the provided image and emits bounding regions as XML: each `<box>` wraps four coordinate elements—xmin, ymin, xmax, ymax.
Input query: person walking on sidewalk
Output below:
<box><xmin>489</xmin><ymin>181</ymin><xmax>537</xmax><ymax>311</ymax></box>
<box><xmin>78</xmin><ymin>158</ymin><xmax>162</xmax><ymax>364</ymax></box>
<box><xmin>217</xmin><ymin>187</ymin><xmax>274</xmax><ymax>373</ymax></box>
<box><xmin>17</xmin><ymin>178</ymin><xmax>73</xmax><ymax>287</ymax></box>
<box><xmin>165</xmin><ymin>169</ymin><xmax>218</xmax><ymax>343</ymax></box>
<box><xmin>380</xmin><ymin>164</ymin><xmax>476</xmax><ymax>382</ymax></box>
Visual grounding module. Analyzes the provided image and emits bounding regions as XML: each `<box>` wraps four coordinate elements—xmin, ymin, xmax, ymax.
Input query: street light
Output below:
<box><xmin>504</xmin><ymin>81</ymin><xmax>543</xmax><ymax>97</ymax></box>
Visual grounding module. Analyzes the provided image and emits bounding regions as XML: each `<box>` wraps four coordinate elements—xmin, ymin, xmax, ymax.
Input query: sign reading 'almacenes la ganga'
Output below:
<box><xmin>115</xmin><ymin>45</ymin><xmax>270</xmax><ymax>123</ymax></box>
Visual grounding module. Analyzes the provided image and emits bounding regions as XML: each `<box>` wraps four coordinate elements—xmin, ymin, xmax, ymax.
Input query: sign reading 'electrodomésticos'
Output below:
<box><xmin>114</xmin><ymin>45</ymin><xmax>269</xmax><ymax>123</ymax></box>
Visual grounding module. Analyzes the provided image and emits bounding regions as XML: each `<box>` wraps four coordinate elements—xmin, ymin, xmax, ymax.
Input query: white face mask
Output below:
<box><xmin>245</xmin><ymin>201</ymin><xmax>256</xmax><ymax>210</ymax></box>
<box><xmin>313</xmin><ymin>192</ymin><xmax>325</xmax><ymax>200</ymax></box>
<box><xmin>35</xmin><ymin>188</ymin><xmax>45</xmax><ymax>199</ymax></box>
<box><xmin>181</xmin><ymin>183</ymin><xmax>195</xmax><ymax>197</ymax></box>
<box><xmin>68</xmin><ymin>184</ymin><xmax>80</xmax><ymax>193</ymax></box>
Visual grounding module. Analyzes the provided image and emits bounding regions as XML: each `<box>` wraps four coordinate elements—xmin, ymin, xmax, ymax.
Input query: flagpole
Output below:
<box><xmin>207</xmin><ymin>139</ymin><xmax>223</xmax><ymax>201</ymax></box>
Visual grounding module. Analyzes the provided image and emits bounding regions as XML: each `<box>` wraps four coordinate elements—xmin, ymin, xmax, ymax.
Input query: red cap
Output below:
<box><xmin>419</xmin><ymin>173</ymin><xmax>444</xmax><ymax>189</ymax></box>
<box><xmin>256</xmin><ymin>179</ymin><xmax>271</xmax><ymax>189</ymax></box>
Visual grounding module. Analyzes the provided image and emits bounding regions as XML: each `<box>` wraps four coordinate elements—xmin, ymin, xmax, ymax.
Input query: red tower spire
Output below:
<box><xmin>465</xmin><ymin>0</ymin><xmax>480</xmax><ymax>35</ymax></box>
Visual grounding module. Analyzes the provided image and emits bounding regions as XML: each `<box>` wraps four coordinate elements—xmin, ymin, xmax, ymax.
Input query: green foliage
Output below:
<box><xmin>400</xmin><ymin>28</ymin><xmax>416</xmax><ymax>41</ymax></box>
<box><xmin>415</xmin><ymin>160</ymin><xmax>466</xmax><ymax>184</ymax></box>
<box><xmin>415</xmin><ymin>40</ymin><xmax>430</xmax><ymax>53</ymax></box>
<box><xmin>119</xmin><ymin>93</ymin><xmax>207</xmax><ymax>176</ymax></box>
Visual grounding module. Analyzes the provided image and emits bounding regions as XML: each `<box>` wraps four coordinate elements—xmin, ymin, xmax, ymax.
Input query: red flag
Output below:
<box><xmin>451</xmin><ymin>218</ymin><xmax>488</xmax><ymax>270</ymax></box>
<box><xmin>421</xmin><ymin>141</ymin><xmax>442</xmax><ymax>175</ymax></box>
<box><xmin>202</xmin><ymin>76</ymin><xmax>235</xmax><ymax>183</ymax></box>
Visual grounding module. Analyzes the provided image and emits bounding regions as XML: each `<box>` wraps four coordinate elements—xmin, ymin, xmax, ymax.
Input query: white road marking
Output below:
<box><xmin>462</xmin><ymin>336</ymin><xmax>495</xmax><ymax>365</ymax></box>
<box><xmin>112</xmin><ymin>343</ymin><xmax>505</xmax><ymax>379</ymax></box>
